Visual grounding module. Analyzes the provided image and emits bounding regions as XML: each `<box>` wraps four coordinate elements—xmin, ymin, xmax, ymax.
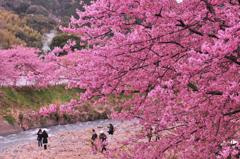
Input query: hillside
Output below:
<box><xmin>0</xmin><ymin>0</ymin><xmax>91</xmax><ymax>19</ymax></box>
<box><xmin>0</xmin><ymin>0</ymin><xmax>91</xmax><ymax>49</ymax></box>
<box><xmin>0</xmin><ymin>85</ymin><xmax>83</xmax><ymax>124</ymax></box>
<box><xmin>0</xmin><ymin>10</ymin><xmax>42</xmax><ymax>49</ymax></box>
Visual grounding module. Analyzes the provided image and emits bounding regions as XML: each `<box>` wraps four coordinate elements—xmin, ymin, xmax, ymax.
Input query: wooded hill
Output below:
<box><xmin>0</xmin><ymin>0</ymin><xmax>91</xmax><ymax>49</ymax></box>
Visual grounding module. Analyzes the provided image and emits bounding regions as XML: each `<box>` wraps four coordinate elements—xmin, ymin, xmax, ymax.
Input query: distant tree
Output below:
<box><xmin>0</xmin><ymin>47</ymin><xmax>43</xmax><ymax>85</ymax></box>
<box><xmin>50</xmin><ymin>33</ymin><xmax>86</xmax><ymax>56</ymax></box>
<box><xmin>0</xmin><ymin>10</ymin><xmax>42</xmax><ymax>48</ymax></box>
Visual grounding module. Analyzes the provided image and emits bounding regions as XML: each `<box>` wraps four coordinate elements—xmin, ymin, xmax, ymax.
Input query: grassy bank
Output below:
<box><xmin>0</xmin><ymin>85</ymin><xmax>84</xmax><ymax>124</ymax></box>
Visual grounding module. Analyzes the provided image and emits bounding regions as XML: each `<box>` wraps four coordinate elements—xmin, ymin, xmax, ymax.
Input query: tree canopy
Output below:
<box><xmin>0</xmin><ymin>0</ymin><xmax>239</xmax><ymax>158</ymax></box>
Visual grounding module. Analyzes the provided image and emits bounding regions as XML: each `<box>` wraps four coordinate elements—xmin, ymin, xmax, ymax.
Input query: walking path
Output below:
<box><xmin>0</xmin><ymin>120</ymin><xmax>140</xmax><ymax>159</ymax></box>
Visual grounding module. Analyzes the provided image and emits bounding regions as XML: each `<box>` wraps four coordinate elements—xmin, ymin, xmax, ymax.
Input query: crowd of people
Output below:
<box><xmin>146</xmin><ymin>126</ymin><xmax>160</xmax><ymax>142</ymax></box>
<box><xmin>36</xmin><ymin>123</ymin><xmax>115</xmax><ymax>154</ymax></box>
<box><xmin>36</xmin><ymin>123</ymin><xmax>161</xmax><ymax>154</ymax></box>
<box><xmin>91</xmin><ymin>123</ymin><xmax>114</xmax><ymax>154</ymax></box>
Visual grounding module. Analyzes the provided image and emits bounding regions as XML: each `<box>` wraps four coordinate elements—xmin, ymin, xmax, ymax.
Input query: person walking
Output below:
<box><xmin>37</xmin><ymin>129</ymin><xmax>43</xmax><ymax>147</ymax></box>
<box><xmin>108</xmin><ymin>124</ymin><xmax>114</xmax><ymax>135</ymax></box>
<box><xmin>153</xmin><ymin>127</ymin><xmax>160</xmax><ymax>141</ymax></box>
<box><xmin>91</xmin><ymin>129</ymin><xmax>98</xmax><ymax>154</ymax></box>
<box><xmin>99</xmin><ymin>130</ymin><xmax>107</xmax><ymax>153</ymax></box>
<box><xmin>42</xmin><ymin>130</ymin><xmax>49</xmax><ymax>150</ymax></box>
<box><xmin>147</xmin><ymin>127</ymin><xmax>153</xmax><ymax>142</ymax></box>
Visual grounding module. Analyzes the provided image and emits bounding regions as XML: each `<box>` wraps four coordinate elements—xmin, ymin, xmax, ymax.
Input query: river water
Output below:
<box><xmin>0</xmin><ymin>119</ymin><xmax>118</xmax><ymax>152</ymax></box>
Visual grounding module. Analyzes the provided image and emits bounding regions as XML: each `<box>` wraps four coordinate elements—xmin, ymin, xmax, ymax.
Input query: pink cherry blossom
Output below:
<box><xmin>0</xmin><ymin>0</ymin><xmax>239</xmax><ymax>158</ymax></box>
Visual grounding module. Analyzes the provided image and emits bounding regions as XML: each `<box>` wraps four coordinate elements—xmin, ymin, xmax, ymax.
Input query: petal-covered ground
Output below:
<box><xmin>0</xmin><ymin>121</ymin><xmax>141</xmax><ymax>159</ymax></box>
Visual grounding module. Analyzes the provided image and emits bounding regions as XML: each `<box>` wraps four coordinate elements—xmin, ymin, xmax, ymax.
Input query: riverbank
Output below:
<box><xmin>0</xmin><ymin>86</ymin><xmax>114</xmax><ymax>136</ymax></box>
<box><xmin>0</xmin><ymin>108</ymin><xmax>108</xmax><ymax>136</ymax></box>
<box><xmin>0</xmin><ymin>85</ymin><xmax>83</xmax><ymax>135</ymax></box>
<box><xmin>0</xmin><ymin>118</ymin><xmax>22</xmax><ymax>136</ymax></box>
<box><xmin>0</xmin><ymin>120</ymin><xmax>141</xmax><ymax>159</ymax></box>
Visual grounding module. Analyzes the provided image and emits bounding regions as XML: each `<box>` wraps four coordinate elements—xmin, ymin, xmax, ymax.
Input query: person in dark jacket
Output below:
<box><xmin>91</xmin><ymin>129</ymin><xmax>98</xmax><ymax>141</ymax></box>
<box><xmin>42</xmin><ymin>130</ymin><xmax>49</xmax><ymax>150</ymax></box>
<box><xmin>91</xmin><ymin>129</ymin><xmax>98</xmax><ymax>154</ymax></box>
<box><xmin>99</xmin><ymin>130</ymin><xmax>107</xmax><ymax>153</ymax></box>
<box><xmin>147</xmin><ymin>127</ymin><xmax>153</xmax><ymax>142</ymax></box>
<box><xmin>37</xmin><ymin>129</ymin><xmax>43</xmax><ymax>147</ymax></box>
<box><xmin>108</xmin><ymin>123</ymin><xmax>114</xmax><ymax>135</ymax></box>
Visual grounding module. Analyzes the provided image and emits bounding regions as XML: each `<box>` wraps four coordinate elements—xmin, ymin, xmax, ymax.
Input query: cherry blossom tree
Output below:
<box><xmin>0</xmin><ymin>46</ymin><xmax>43</xmax><ymax>86</ymax></box>
<box><xmin>55</xmin><ymin>0</ymin><xmax>240</xmax><ymax>158</ymax></box>
<box><xmin>0</xmin><ymin>0</ymin><xmax>239</xmax><ymax>158</ymax></box>
<box><xmin>0</xmin><ymin>46</ymin><xmax>68</xmax><ymax>86</ymax></box>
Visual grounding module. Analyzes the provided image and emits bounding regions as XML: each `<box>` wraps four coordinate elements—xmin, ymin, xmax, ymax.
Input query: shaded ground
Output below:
<box><xmin>0</xmin><ymin>120</ymin><xmax>140</xmax><ymax>159</ymax></box>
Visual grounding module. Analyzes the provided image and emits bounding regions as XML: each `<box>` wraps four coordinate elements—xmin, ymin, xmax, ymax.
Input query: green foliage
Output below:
<box><xmin>0</xmin><ymin>85</ymin><xmax>83</xmax><ymax>113</ymax></box>
<box><xmin>50</xmin><ymin>33</ymin><xmax>87</xmax><ymax>54</ymax></box>
<box><xmin>3</xmin><ymin>114</ymin><xmax>16</xmax><ymax>125</ymax></box>
<box><xmin>63</xmin><ymin>113</ymin><xmax>72</xmax><ymax>122</ymax></box>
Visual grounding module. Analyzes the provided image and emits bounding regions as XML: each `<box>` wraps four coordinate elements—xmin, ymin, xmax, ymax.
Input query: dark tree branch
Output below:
<box><xmin>189</xmin><ymin>28</ymin><xmax>204</xmax><ymax>36</ymax></box>
<box><xmin>154</xmin><ymin>7</ymin><xmax>163</xmax><ymax>17</ymax></box>
<box><xmin>176</xmin><ymin>20</ymin><xmax>186</xmax><ymax>27</ymax></box>
<box><xmin>225</xmin><ymin>55</ymin><xmax>240</xmax><ymax>65</ymax></box>
<box><xmin>206</xmin><ymin>91</ymin><xmax>223</xmax><ymax>95</ymax></box>
<box><xmin>202</xmin><ymin>0</ymin><xmax>215</xmax><ymax>14</ymax></box>
<box><xmin>188</xmin><ymin>82</ymin><xmax>199</xmax><ymax>91</ymax></box>
<box><xmin>224</xmin><ymin>109</ymin><xmax>240</xmax><ymax>116</ymax></box>
<box><xmin>159</xmin><ymin>41</ymin><xmax>185</xmax><ymax>48</ymax></box>
<box><xmin>208</xmin><ymin>33</ymin><xmax>219</xmax><ymax>39</ymax></box>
